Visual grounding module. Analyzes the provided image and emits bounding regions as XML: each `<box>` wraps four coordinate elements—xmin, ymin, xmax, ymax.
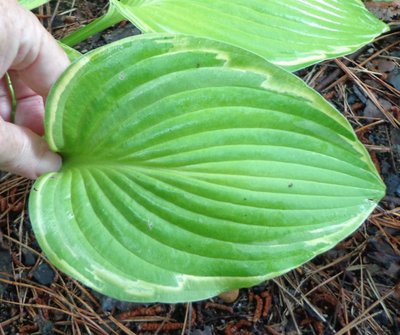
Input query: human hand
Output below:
<box><xmin>0</xmin><ymin>0</ymin><xmax>70</xmax><ymax>179</ymax></box>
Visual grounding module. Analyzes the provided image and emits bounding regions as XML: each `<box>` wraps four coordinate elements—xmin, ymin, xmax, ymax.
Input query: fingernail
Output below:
<box><xmin>36</xmin><ymin>151</ymin><xmax>62</xmax><ymax>176</ymax></box>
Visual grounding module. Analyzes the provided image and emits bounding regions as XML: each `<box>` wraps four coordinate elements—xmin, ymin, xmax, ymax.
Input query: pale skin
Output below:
<box><xmin>0</xmin><ymin>0</ymin><xmax>70</xmax><ymax>179</ymax></box>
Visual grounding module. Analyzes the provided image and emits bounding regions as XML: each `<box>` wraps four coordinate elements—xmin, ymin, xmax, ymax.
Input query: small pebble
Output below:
<box><xmin>391</xmin><ymin>128</ymin><xmax>400</xmax><ymax>153</ymax></box>
<box><xmin>387</xmin><ymin>68</ymin><xmax>400</xmax><ymax>90</ymax></box>
<box><xmin>35</xmin><ymin>315</ymin><xmax>54</xmax><ymax>335</ymax></box>
<box><xmin>218</xmin><ymin>289</ymin><xmax>240</xmax><ymax>303</ymax></box>
<box><xmin>0</xmin><ymin>251</ymin><xmax>12</xmax><ymax>294</ymax></box>
<box><xmin>363</xmin><ymin>98</ymin><xmax>391</xmax><ymax>118</ymax></box>
<box><xmin>377</xmin><ymin>59</ymin><xmax>396</xmax><ymax>73</ymax></box>
<box><xmin>22</xmin><ymin>250</ymin><xmax>36</xmax><ymax>266</ymax></box>
<box><xmin>32</xmin><ymin>263</ymin><xmax>55</xmax><ymax>286</ymax></box>
<box><xmin>385</xmin><ymin>174</ymin><xmax>400</xmax><ymax>197</ymax></box>
<box><xmin>63</xmin><ymin>16</ymin><xmax>76</xmax><ymax>24</ymax></box>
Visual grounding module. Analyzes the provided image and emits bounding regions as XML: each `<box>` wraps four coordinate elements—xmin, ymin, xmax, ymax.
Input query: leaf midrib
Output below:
<box><xmin>59</xmin><ymin>160</ymin><xmax>383</xmax><ymax>193</ymax></box>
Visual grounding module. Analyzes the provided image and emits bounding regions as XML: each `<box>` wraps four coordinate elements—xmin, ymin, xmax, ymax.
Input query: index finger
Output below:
<box><xmin>8</xmin><ymin>3</ymin><xmax>70</xmax><ymax>96</ymax></box>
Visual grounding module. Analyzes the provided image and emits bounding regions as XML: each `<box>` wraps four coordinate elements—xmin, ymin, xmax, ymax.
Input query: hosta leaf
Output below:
<box><xmin>30</xmin><ymin>34</ymin><xmax>385</xmax><ymax>303</ymax></box>
<box><xmin>59</xmin><ymin>42</ymin><xmax>82</xmax><ymax>62</ymax></box>
<box><xmin>19</xmin><ymin>0</ymin><xmax>50</xmax><ymax>10</ymax></box>
<box><xmin>110</xmin><ymin>0</ymin><xmax>389</xmax><ymax>71</ymax></box>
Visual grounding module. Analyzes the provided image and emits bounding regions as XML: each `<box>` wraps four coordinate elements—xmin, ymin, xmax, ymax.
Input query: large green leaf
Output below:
<box><xmin>30</xmin><ymin>34</ymin><xmax>385</xmax><ymax>302</ymax></box>
<box><xmin>111</xmin><ymin>0</ymin><xmax>389</xmax><ymax>71</ymax></box>
<box><xmin>61</xmin><ymin>0</ymin><xmax>389</xmax><ymax>71</ymax></box>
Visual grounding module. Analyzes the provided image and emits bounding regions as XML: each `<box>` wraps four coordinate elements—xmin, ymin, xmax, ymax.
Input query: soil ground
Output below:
<box><xmin>0</xmin><ymin>1</ymin><xmax>400</xmax><ymax>334</ymax></box>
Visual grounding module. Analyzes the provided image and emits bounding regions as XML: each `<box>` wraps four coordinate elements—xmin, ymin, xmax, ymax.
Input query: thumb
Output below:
<box><xmin>0</xmin><ymin>118</ymin><xmax>61</xmax><ymax>179</ymax></box>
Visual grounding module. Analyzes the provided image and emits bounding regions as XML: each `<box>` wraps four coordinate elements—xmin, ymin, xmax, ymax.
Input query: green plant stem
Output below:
<box><xmin>61</xmin><ymin>6</ymin><xmax>124</xmax><ymax>46</ymax></box>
